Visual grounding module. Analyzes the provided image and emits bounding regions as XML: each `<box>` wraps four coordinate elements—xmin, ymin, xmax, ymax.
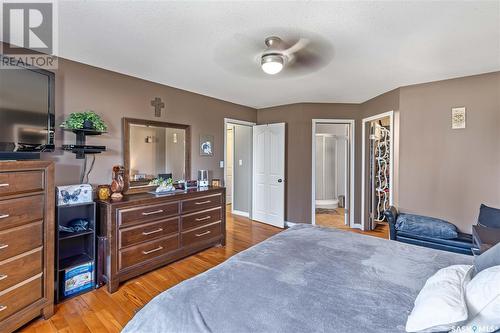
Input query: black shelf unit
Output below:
<box><xmin>61</xmin><ymin>128</ymin><xmax>106</xmax><ymax>159</ymax></box>
<box><xmin>55</xmin><ymin>201</ymin><xmax>96</xmax><ymax>303</ymax></box>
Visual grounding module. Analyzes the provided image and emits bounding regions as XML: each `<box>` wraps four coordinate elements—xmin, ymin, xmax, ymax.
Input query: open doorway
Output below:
<box><xmin>312</xmin><ymin>119</ymin><xmax>356</xmax><ymax>229</ymax></box>
<box><xmin>224</xmin><ymin>118</ymin><xmax>255</xmax><ymax>218</ymax></box>
<box><xmin>362</xmin><ymin>111</ymin><xmax>394</xmax><ymax>232</ymax></box>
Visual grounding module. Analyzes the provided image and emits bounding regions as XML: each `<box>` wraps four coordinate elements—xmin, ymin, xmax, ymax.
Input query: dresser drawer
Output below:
<box><xmin>118</xmin><ymin>201</ymin><xmax>180</xmax><ymax>227</ymax></box>
<box><xmin>0</xmin><ymin>171</ymin><xmax>44</xmax><ymax>197</ymax></box>
<box><xmin>0</xmin><ymin>275</ymin><xmax>42</xmax><ymax>321</ymax></box>
<box><xmin>0</xmin><ymin>248</ymin><xmax>42</xmax><ymax>291</ymax></box>
<box><xmin>119</xmin><ymin>235</ymin><xmax>179</xmax><ymax>270</ymax></box>
<box><xmin>181</xmin><ymin>221</ymin><xmax>221</xmax><ymax>247</ymax></box>
<box><xmin>0</xmin><ymin>222</ymin><xmax>43</xmax><ymax>262</ymax></box>
<box><xmin>181</xmin><ymin>194</ymin><xmax>222</xmax><ymax>214</ymax></box>
<box><xmin>119</xmin><ymin>217</ymin><xmax>179</xmax><ymax>249</ymax></box>
<box><xmin>0</xmin><ymin>195</ymin><xmax>44</xmax><ymax>231</ymax></box>
<box><xmin>181</xmin><ymin>207</ymin><xmax>222</xmax><ymax>231</ymax></box>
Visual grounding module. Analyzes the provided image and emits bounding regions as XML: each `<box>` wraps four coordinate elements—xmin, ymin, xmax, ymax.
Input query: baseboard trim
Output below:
<box><xmin>232</xmin><ymin>210</ymin><xmax>249</xmax><ymax>218</ymax></box>
<box><xmin>285</xmin><ymin>221</ymin><xmax>301</xmax><ymax>228</ymax></box>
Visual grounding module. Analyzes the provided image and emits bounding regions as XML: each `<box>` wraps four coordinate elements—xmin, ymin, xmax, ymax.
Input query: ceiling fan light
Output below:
<box><xmin>261</xmin><ymin>54</ymin><xmax>284</xmax><ymax>75</ymax></box>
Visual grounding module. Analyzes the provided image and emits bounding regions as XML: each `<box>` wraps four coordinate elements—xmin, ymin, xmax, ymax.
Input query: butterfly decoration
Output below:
<box><xmin>61</xmin><ymin>189</ymin><xmax>82</xmax><ymax>204</ymax></box>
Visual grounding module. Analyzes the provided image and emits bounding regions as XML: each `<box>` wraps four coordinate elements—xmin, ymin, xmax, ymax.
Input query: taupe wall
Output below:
<box><xmin>256</xmin><ymin>73</ymin><xmax>499</xmax><ymax>233</ymax></box>
<box><xmin>257</xmin><ymin>103</ymin><xmax>361</xmax><ymax>224</ymax></box>
<box><xmin>397</xmin><ymin>72</ymin><xmax>500</xmax><ymax>232</ymax></box>
<box><xmin>43</xmin><ymin>59</ymin><xmax>256</xmax><ymax>185</ymax></box>
<box><xmin>29</xmin><ymin>52</ymin><xmax>498</xmax><ymax>232</ymax></box>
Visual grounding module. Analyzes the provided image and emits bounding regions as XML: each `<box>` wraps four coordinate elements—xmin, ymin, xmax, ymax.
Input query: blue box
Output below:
<box><xmin>64</xmin><ymin>262</ymin><xmax>94</xmax><ymax>297</ymax></box>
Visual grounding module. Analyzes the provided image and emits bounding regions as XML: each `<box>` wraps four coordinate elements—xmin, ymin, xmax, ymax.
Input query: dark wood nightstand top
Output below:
<box><xmin>472</xmin><ymin>225</ymin><xmax>500</xmax><ymax>254</ymax></box>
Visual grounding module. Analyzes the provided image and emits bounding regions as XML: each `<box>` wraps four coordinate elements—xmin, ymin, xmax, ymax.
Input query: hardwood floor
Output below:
<box><xmin>316</xmin><ymin>209</ymin><xmax>389</xmax><ymax>239</ymax></box>
<box><xmin>20</xmin><ymin>208</ymin><xmax>281</xmax><ymax>333</ymax></box>
<box><xmin>21</xmin><ymin>206</ymin><xmax>389</xmax><ymax>332</ymax></box>
<box><xmin>315</xmin><ymin>208</ymin><xmax>346</xmax><ymax>228</ymax></box>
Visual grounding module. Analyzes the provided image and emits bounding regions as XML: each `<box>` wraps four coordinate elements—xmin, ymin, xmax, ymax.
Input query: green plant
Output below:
<box><xmin>60</xmin><ymin>110</ymin><xmax>107</xmax><ymax>132</ymax></box>
<box><xmin>148</xmin><ymin>177</ymin><xmax>173</xmax><ymax>187</ymax></box>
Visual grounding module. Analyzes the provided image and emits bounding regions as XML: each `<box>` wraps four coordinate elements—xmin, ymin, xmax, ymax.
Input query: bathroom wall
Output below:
<box><xmin>315</xmin><ymin>123</ymin><xmax>349</xmax><ymax>203</ymax></box>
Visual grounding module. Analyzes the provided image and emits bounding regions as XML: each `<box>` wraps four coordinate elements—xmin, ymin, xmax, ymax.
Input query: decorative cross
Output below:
<box><xmin>151</xmin><ymin>97</ymin><xmax>165</xmax><ymax>117</ymax></box>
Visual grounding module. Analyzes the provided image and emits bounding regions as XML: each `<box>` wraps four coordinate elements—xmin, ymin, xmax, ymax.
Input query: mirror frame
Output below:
<box><xmin>123</xmin><ymin>117</ymin><xmax>191</xmax><ymax>194</ymax></box>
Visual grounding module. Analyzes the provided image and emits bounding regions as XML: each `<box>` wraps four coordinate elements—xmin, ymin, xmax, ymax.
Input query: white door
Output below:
<box><xmin>252</xmin><ymin>123</ymin><xmax>285</xmax><ymax>228</ymax></box>
<box><xmin>226</xmin><ymin>127</ymin><xmax>233</xmax><ymax>204</ymax></box>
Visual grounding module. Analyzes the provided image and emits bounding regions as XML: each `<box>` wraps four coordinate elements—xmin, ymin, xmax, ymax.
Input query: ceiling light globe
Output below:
<box><xmin>261</xmin><ymin>55</ymin><xmax>284</xmax><ymax>75</ymax></box>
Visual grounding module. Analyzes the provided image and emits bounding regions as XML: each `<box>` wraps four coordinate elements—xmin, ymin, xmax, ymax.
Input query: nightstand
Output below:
<box><xmin>472</xmin><ymin>225</ymin><xmax>500</xmax><ymax>254</ymax></box>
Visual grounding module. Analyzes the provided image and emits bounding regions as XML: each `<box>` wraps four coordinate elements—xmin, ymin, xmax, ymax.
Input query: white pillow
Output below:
<box><xmin>457</xmin><ymin>265</ymin><xmax>500</xmax><ymax>333</ymax></box>
<box><xmin>405</xmin><ymin>265</ymin><xmax>473</xmax><ymax>333</ymax></box>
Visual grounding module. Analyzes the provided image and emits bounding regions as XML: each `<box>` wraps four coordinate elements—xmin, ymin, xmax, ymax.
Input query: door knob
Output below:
<box><xmin>278</xmin><ymin>179</ymin><xmax>283</xmax><ymax>183</ymax></box>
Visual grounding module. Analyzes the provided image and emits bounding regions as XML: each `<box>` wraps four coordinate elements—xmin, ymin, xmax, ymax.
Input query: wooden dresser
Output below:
<box><xmin>97</xmin><ymin>187</ymin><xmax>225</xmax><ymax>293</ymax></box>
<box><xmin>0</xmin><ymin>161</ymin><xmax>54</xmax><ymax>332</ymax></box>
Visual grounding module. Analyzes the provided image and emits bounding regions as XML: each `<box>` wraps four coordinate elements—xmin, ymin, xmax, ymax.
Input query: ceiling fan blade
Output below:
<box><xmin>284</xmin><ymin>50</ymin><xmax>328</xmax><ymax>77</ymax></box>
<box><xmin>213</xmin><ymin>33</ymin><xmax>264</xmax><ymax>78</ymax></box>
<box><xmin>283</xmin><ymin>38</ymin><xmax>310</xmax><ymax>56</ymax></box>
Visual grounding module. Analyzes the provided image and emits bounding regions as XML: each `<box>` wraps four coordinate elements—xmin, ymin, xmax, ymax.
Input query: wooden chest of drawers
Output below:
<box><xmin>0</xmin><ymin>161</ymin><xmax>54</xmax><ymax>333</ymax></box>
<box><xmin>97</xmin><ymin>187</ymin><xmax>225</xmax><ymax>293</ymax></box>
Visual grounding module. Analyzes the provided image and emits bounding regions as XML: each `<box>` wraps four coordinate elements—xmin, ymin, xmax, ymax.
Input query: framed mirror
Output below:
<box><xmin>123</xmin><ymin>118</ymin><xmax>190</xmax><ymax>193</ymax></box>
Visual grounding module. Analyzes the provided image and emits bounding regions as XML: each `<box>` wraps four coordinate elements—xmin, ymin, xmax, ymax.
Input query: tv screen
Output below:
<box><xmin>0</xmin><ymin>56</ymin><xmax>55</xmax><ymax>152</ymax></box>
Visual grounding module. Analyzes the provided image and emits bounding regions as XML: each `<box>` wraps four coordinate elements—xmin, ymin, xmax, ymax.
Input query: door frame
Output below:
<box><xmin>311</xmin><ymin>119</ymin><xmax>356</xmax><ymax>228</ymax></box>
<box><xmin>224</xmin><ymin>118</ymin><xmax>256</xmax><ymax>218</ymax></box>
<box><xmin>361</xmin><ymin>111</ymin><xmax>394</xmax><ymax>231</ymax></box>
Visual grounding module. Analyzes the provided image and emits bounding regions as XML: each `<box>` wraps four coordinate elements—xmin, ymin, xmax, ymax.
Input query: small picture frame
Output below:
<box><xmin>451</xmin><ymin>107</ymin><xmax>466</xmax><ymax>129</ymax></box>
<box><xmin>211</xmin><ymin>178</ymin><xmax>220</xmax><ymax>187</ymax></box>
<box><xmin>200</xmin><ymin>134</ymin><xmax>214</xmax><ymax>156</ymax></box>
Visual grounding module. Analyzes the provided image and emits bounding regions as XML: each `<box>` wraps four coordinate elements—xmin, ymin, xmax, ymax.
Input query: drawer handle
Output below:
<box><xmin>142</xmin><ymin>209</ymin><xmax>164</xmax><ymax>216</ymax></box>
<box><xmin>195</xmin><ymin>200</ymin><xmax>211</xmax><ymax>205</ymax></box>
<box><xmin>0</xmin><ymin>214</ymin><xmax>9</xmax><ymax>219</ymax></box>
<box><xmin>142</xmin><ymin>246</ymin><xmax>163</xmax><ymax>255</ymax></box>
<box><xmin>195</xmin><ymin>230</ymin><xmax>211</xmax><ymax>237</ymax></box>
<box><xmin>0</xmin><ymin>244</ymin><xmax>8</xmax><ymax>250</ymax></box>
<box><xmin>0</xmin><ymin>305</ymin><xmax>6</xmax><ymax>312</ymax></box>
<box><xmin>142</xmin><ymin>228</ymin><xmax>163</xmax><ymax>236</ymax></box>
<box><xmin>0</xmin><ymin>274</ymin><xmax>7</xmax><ymax>281</ymax></box>
<box><xmin>195</xmin><ymin>216</ymin><xmax>211</xmax><ymax>222</ymax></box>
<box><xmin>0</xmin><ymin>184</ymin><xmax>9</xmax><ymax>188</ymax></box>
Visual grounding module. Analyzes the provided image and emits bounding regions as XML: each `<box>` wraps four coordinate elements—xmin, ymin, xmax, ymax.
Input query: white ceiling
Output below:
<box><xmin>56</xmin><ymin>1</ymin><xmax>500</xmax><ymax>109</ymax></box>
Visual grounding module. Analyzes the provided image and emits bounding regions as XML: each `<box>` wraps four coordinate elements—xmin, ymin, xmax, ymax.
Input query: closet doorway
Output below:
<box><xmin>362</xmin><ymin>111</ymin><xmax>394</xmax><ymax>231</ymax></box>
<box><xmin>224</xmin><ymin>118</ymin><xmax>255</xmax><ymax>218</ymax></box>
<box><xmin>311</xmin><ymin>120</ymin><xmax>356</xmax><ymax>229</ymax></box>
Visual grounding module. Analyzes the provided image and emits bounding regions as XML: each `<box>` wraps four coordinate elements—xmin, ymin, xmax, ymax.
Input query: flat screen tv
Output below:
<box><xmin>0</xmin><ymin>54</ymin><xmax>55</xmax><ymax>159</ymax></box>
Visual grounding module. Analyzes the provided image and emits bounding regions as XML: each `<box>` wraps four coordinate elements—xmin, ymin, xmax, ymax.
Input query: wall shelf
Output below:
<box><xmin>61</xmin><ymin>128</ymin><xmax>106</xmax><ymax>159</ymax></box>
<box><xmin>59</xmin><ymin>229</ymin><xmax>95</xmax><ymax>241</ymax></box>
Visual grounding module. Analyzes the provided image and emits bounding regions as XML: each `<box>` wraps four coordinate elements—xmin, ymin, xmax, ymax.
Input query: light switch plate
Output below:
<box><xmin>239</xmin><ymin>159</ymin><xmax>243</xmax><ymax>166</ymax></box>
<box><xmin>219</xmin><ymin>160</ymin><xmax>224</xmax><ymax>168</ymax></box>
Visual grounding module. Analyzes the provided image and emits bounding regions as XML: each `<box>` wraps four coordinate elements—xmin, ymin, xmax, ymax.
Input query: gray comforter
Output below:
<box><xmin>122</xmin><ymin>224</ymin><xmax>472</xmax><ymax>333</ymax></box>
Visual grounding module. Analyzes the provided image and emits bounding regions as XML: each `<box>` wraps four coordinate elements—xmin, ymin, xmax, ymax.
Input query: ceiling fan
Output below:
<box><xmin>213</xmin><ymin>31</ymin><xmax>333</xmax><ymax>78</ymax></box>
<box><xmin>260</xmin><ymin>36</ymin><xmax>310</xmax><ymax>75</ymax></box>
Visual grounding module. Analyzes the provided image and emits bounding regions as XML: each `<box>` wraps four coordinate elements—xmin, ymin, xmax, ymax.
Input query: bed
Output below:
<box><xmin>122</xmin><ymin>224</ymin><xmax>472</xmax><ymax>333</ymax></box>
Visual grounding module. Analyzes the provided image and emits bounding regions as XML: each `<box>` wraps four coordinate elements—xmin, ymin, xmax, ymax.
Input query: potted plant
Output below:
<box><xmin>149</xmin><ymin>177</ymin><xmax>175</xmax><ymax>193</ymax></box>
<box><xmin>60</xmin><ymin>110</ymin><xmax>108</xmax><ymax>132</ymax></box>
